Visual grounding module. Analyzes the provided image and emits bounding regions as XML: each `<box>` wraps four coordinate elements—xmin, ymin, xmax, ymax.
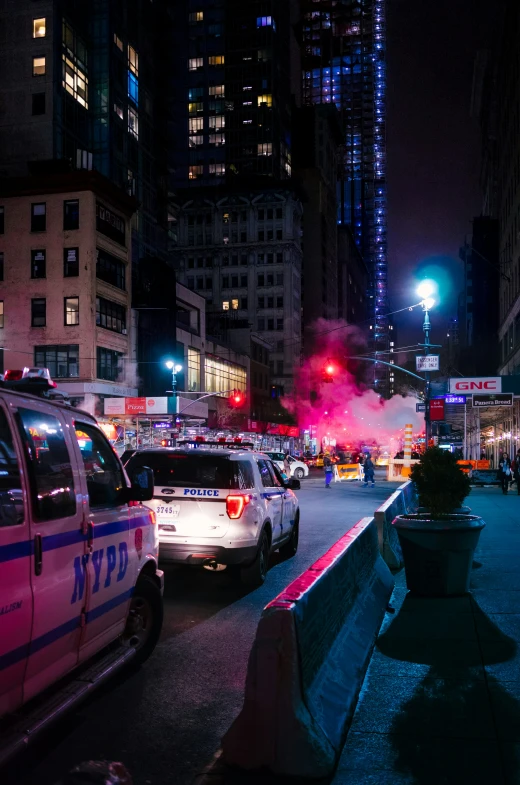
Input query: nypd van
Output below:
<box><xmin>0</xmin><ymin>370</ymin><xmax>163</xmax><ymax>765</ymax></box>
<box><xmin>123</xmin><ymin>443</ymin><xmax>301</xmax><ymax>587</ymax></box>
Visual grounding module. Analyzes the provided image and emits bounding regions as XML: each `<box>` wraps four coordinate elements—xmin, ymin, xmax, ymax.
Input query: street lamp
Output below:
<box><xmin>417</xmin><ymin>282</ymin><xmax>436</xmax><ymax>447</ymax></box>
<box><xmin>165</xmin><ymin>361</ymin><xmax>183</xmax><ymax>410</ymax></box>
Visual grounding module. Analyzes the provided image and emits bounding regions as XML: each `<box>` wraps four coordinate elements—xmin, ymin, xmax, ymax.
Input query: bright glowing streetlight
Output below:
<box><xmin>417</xmin><ymin>280</ymin><xmax>435</xmax><ymax>300</ymax></box>
<box><xmin>165</xmin><ymin>360</ymin><xmax>183</xmax><ymax>404</ymax></box>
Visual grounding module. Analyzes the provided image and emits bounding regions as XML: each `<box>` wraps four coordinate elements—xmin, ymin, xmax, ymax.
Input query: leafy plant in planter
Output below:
<box><xmin>410</xmin><ymin>447</ymin><xmax>471</xmax><ymax>518</ymax></box>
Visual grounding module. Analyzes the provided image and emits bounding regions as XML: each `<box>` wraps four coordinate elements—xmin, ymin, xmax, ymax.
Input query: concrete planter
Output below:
<box><xmin>393</xmin><ymin>513</ymin><xmax>485</xmax><ymax>597</ymax></box>
<box><xmin>417</xmin><ymin>505</ymin><xmax>471</xmax><ymax>515</ymax></box>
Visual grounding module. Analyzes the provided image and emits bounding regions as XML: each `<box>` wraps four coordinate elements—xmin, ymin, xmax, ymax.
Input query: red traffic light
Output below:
<box><xmin>229</xmin><ymin>389</ymin><xmax>244</xmax><ymax>407</ymax></box>
<box><xmin>322</xmin><ymin>360</ymin><xmax>335</xmax><ymax>383</ymax></box>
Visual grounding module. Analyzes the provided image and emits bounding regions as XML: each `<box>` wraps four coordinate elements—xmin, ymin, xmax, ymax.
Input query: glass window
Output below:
<box><xmin>0</xmin><ymin>407</ymin><xmax>24</xmax><ymax>527</ymax></box>
<box><xmin>74</xmin><ymin>422</ymin><xmax>125</xmax><ymax>509</ymax></box>
<box><xmin>64</xmin><ymin>297</ymin><xmax>79</xmax><ymax>325</ymax></box>
<box><xmin>209</xmin><ymin>115</ymin><xmax>225</xmax><ymax>129</ymax></box>
<box><xmin>0</xmin><ymin>252</ymin><xmax>3</xmax><ymax>281</ymax></box>
<box><xmin>189</xmin><ymin>165</ymin><xmax>203</xmax><ymax>180</ymax></box>
<box><xmin>0</xmin><ymin>206</ymin><xmax>3</xmax><ymax>233</ymax></box>
<box><xmin>236</xmin><ymin>460</ymin><xmax>255</xmax><ymax>489</ymax></box>
<box><xmin>268</xmin><ymin>462</ymin><xmax>283</xmax><ymax>487</ymax></box>
<box><xmin>128</xmin><ymin>71</ymin><xmax>138</xmax><ymax>105</ymax></box>
<box><xmin>257</xmin><ymin>143</ymin><xmax>272</xmax><ymax>156</ymax></box>
<box><xmin>17</xmin><ymin>408</ymin><xmax>75</xmax><ymax>521</ymax></box>
<box><xmin>188</xmin><ymin>11</ymin><xmax>204</xmax><ymax>22</ymax></box>
<box><xmin>31</xmin><ymin>202</ymin><xmax>46</xmax><ymax>232</ymax></box>
<box><xmin>258</xmin><ymin>94</ymin><xmax>272</xmax><ymax>107</ymax></box>
<box><xmin>257</xmin><ymin>16</ymin><xmax>274</xmax><ymax>28</ymax></box>
<box><xmin>31</xmin><ymin>298</ymin><xmax>46</xmax><ymax>327</ymax></box>
<box><xmin>128</xmin><ymin>45</ymin><xmax>138</xmax><ymax>76</ymax></box>
<box><xmin>97</xmin><ymin>347</ymin><xmax>123</xmax><ymax>381</ymax></box>
<box><xmin>188</xmin><ymin>347</ymin><xmax>201</xmax><ymax>391</ymax></box>
<box><xmin>35</xmin><ymin>345</ymin><xmax>79</xmax><ymax>378</ymax></box>
<box><xmin>189</xmin><ymin>58</ymin><xmax>203</xmax><ymax>70</ymax></box>
<box><xmin>208</xmin><ymin>55</ymin><xmax>225</xmax><ymax>66</ymax></box>
<box><xmin>62</xmin><ymin>21</ymin><xmax>88</xmax><ymax>109</ymax></box>
<box><xmin>209</xmin><ymin>84</ymin><xmax>225</xmax><ymax>96</ymax></box>
<box><xmin>33</xmin><ymin>56</ymin><xmax>46</xmax><ymax>76</ymax></box>
<box><xmin>114</xmin><ymin>33</ymin><xmax>123</xmax><ymax>51</ymax></box>
<box><xmin>204</xmin><ymin>355</ymin><xmax>247</xmax><ymax>394</ymax></box>
<box><xmin>209</xmin><ymin>133</ymin><xmax>225</xmax><ymax>146</ymax></box>
<box><xmin>96</xmin><ymin>296</ymin><xmax>126</xmax><ymax>333</ymax></box>
<box><xmin>222</xmin><ymin>300</ymin><xmax>229</xmax><ymax>310</ymax></box>
<box><xmin>126</xmin><ymin>453</ymin><xmax>238</xmax><ymax>489</ymax></box>
<box><xmin>64</xmin><ymin>199</ymin><xmax>79</xmax><ymax>230</ymax></box>
<box><xmin>128</xmin><ymin>106</ymin><xmax>138</xmax><ymax>138</ymax></box>
<box><xmin>31</xmin><ymin>249</ymin><xmax>46</xmax><ymax>279</ymax></box>
<box><xmin>0</xmin><ymin>301</ymin><xmax>3</xmax><ymax>328</ymax></box>
<box><xmin>256</xmin><ymin>458</ymin><xmax>273</xmax><ymax>488</ymax></box>
<box><xmin>209</xmin><ymin>163</ymin><xmax>225</xmax><ymax>176</ymax></box>
<box><xmin>64</xmin><ymin>247</ymin><xmax>79</xmax><ymax>277</ymax></box>
<box><xmin>96</xmin><ymin>248</ymin><xmax>125</xmax><ymax>289</ymax></box>
<box><xmin>32</xmin><ymin>93</ymin><xmax>46</xmax><ymax>115</ymax></box>
<box><xmin>33</xmin><ymin>18</ymin><xmax>46</xmax><ymax>38</ymax></box>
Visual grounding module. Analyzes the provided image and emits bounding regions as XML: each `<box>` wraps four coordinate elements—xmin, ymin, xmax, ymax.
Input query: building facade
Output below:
<box><xmin>0</xmin><ymin>171</ymin><xmax>136</xmax><ymax>414</ymax></box>
<box><xmin>301</xmin><ymin>0</ymin><xmax>388</xmax><ymax>393</ymax></box>
<box><xmin>172</xmin><ymin>185</ymin><xmax>303</xmax><ymax>391</ymax></box>
<box><xmin>0</xmin><ymin>0</ymin><xmax>175</xmax><ymax>394</ymax></box>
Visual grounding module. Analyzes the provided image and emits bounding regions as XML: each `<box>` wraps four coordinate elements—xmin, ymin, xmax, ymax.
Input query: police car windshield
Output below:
<box><xmin>126</xmin><ymin>452</ymin><xmax>236</xmax><ymax>489</ymax></box>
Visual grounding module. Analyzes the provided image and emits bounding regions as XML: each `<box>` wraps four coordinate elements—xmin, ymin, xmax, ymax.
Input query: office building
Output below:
<box><xmin>0</xmin><ymin>0</ymin><xmax>175</xmax><ymax>395</ymax></box>
<box><xmin>301</xmin><ymin>0</ymin><xmax>388</xmax><ymax>393</ymax></box>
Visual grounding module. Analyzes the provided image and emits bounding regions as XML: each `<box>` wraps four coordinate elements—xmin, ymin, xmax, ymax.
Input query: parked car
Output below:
<box><xmin>265</xmin><ymin>452</ymin><xmax>309</xmax><ymax>479</ymax></box>
<box><xmin>124</xmin><ymin>446</ymin><xmax>301</xmax><ymax>586</ymax></box>
<box><xmin>0</xmin><ymin>369</ymin><xmax>163</xmax><ymax>763</ymax></box>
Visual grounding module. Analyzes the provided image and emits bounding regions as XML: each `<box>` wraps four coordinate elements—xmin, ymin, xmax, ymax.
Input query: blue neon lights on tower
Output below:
<box><xmin>302</xmin><ymin>0</ymin><xmax>389</xmax><ymax>393</ymax></box>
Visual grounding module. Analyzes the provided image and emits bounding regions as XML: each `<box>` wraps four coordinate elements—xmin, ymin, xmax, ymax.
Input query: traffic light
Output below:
<box><xmin>322</xmin><ymin>360</ymin><xmax>335</xmax><ymax>383</ymax></box>
<box><xmin>229</xmin><ymin>389</ymin><xmax>244</xmax><ymax>407</ymax></box>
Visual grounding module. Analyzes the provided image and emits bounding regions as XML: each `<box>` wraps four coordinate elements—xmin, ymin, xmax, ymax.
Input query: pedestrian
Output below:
<box><xmin>323</xmin><ymin>454</ymin><xmax>333</xmax><ymax>488</ymax></box>
<box><xmin>514</xmin><ymin>449</ymin><xmax>520</xmax><ymax>494</ymax></box>
<box><xmin>499</xmin><ymin>452</ymin><xmax>511</xmax><ymax>494</ymax></box>
<box><xmin>363</xmin><ymin>452</ymin><xmax>375</xmax><ymax>487</ymax></box>
<box><xmin>283</xmin><ymin>454</ymin><xmax>291</xmax><ymax>477</ymax></box>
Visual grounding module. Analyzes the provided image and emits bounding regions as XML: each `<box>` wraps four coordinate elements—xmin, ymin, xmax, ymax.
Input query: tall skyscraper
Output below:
<box><xmin>0</xmin><ymin>0</ymin><xmax>176</xmax><ymax>395</ymax></box>
<box><xmin>301</xmin><ymin>0</ymin><xmax>388</xmax><ymax>393</ymax></box>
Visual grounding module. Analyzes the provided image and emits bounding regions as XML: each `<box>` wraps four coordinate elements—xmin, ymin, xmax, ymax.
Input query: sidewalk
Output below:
<box><xmin>335</xmin><ymin>486</ymin><xmax>520</xmax><ymax>785</ymax></box>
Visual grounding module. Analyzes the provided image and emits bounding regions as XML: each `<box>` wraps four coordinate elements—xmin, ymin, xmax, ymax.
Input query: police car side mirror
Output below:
<box><xmin>285</xmin><ymin>477</ymin><xmax>300</xmax><ymax>491</ymax></box>
<box><xmin>128</xmin><ymin>466</ymin><xmax>154</xmax><ymax>502</ymax></box>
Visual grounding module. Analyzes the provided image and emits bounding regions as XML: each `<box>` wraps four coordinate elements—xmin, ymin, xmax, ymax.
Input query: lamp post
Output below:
<box><xmin>165</xmin><ymin>360</ymin><xmax>183</xmax><ymax>413</ymax></box>
<box><xmin>417</xmin><ymin>282</ymin><xmax>436</xmax><ymax>448</ymax></box>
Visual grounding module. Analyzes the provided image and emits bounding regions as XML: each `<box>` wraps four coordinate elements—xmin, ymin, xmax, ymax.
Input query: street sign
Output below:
<box><xmin>416</xmin><ymin>355</ymin><xmax>440</xmax><ymax>372</ymax></box>
<box><xmin>472</xmin><ymin>393</ymin><xmax>513</xmax><ymax>408</ymax></box>
<box><xmin>445</xmin><ymin>394</ymin><xmax>466</xmax><ymax>405</ymax></box>
<box><xmin>429</xmin><ymin>398</ymin><xmax>445</xmax><ymax>421</ymax></box>
<box><xmin>416</xmin><ymin>403</ymin><xmax>426</xmax><ymax>412</ymax></box>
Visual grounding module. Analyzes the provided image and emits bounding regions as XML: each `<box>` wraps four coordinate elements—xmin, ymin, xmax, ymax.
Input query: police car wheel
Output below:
<box><xmin>279</xmin><ymin>514</ymin><xmax>299</xmax><ymax>559</ymax></box>
<box><xmin>240</xmin><ymin>530</ymin><xmax>270</xmax><ymax>587</ymax></box>
<box><xmin>295</xmin><ymin>468</ymin><xmax>305</xmax><ymax>480</ymax></box>
<box><xmin>122</xmin><ymin>574</ymin><xmax>163</xmax><ymax>664</ymax></box>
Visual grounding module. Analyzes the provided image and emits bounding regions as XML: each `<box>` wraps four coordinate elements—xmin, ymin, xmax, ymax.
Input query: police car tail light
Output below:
<box><xmin>226</xmin><ymin>494</ymin><xmax>251</xmax><ymax>519</ymax></box>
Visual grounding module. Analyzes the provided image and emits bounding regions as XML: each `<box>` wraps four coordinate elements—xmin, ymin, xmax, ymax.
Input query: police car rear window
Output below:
<box><xmin>126</xmin><ymin>453</ymin><xmax>252</xmax><ymax>489</ymax></box>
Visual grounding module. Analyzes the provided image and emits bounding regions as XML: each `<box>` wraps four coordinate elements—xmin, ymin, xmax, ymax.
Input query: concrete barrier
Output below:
<box><xmin>222</xmin><ymin>517</ymin><xmax>394</xmax><ymax>778</ymax></box>
<box><xmin>374</xmin><ymin>480</ymin><xmax>417</xmax><ymax>571</ymax></box>
<box><xmin>398</xmin><ymin>479</ymin><xmax>418</xmax><ymax>512</ymax></box>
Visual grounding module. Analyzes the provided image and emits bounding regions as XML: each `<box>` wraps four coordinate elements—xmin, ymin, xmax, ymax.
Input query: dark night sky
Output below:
<box><xmin>386</xmin><ymin>0</ymin><xmax>506</xmax><ymax>349</ymax></box>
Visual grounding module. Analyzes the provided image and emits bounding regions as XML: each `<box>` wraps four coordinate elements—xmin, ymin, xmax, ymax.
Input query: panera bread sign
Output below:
<box><xmin>449</xmin><ymin>376</ymin><xmax>502</xmax><ymax>394</ymax></box>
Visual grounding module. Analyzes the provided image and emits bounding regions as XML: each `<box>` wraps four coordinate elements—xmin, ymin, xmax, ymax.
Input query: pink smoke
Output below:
<box><xmin>283</xmin><ymin>319</ymin><xmax>424</xmax><ymax>449</ymax></box>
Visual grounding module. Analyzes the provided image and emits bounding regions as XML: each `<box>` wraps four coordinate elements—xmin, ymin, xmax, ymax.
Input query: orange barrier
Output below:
<box><xmin>334</xmin><ymin>463</ymin><xmax>361</xmax><ymax>482</ymax></box>
<box><xmin>457</xmin><ymin>461</ymin><xmax>473</xmax><ymax>474</ymax></box>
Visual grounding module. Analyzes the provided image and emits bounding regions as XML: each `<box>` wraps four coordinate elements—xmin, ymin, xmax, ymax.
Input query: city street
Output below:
<box><xmin>3</xmin><ymin>474</ymin><xmax>399</xmax><ymax>785</ymax></box>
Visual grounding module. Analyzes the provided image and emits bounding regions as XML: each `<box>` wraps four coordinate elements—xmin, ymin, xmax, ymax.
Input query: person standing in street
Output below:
<box><xmin>324</xmin><ymin>454</ymin><xmax>333</xmax><ymax>488</ymax></box>
<box><xmin>499</xmin><ymin>452</ymin><xmax>511</xmax><ymax>494</ymax></box>
<box><xmin>283</xmin><ymin>454</ymin><xmax>291</xmax><ymax>477</ymax></box>
<box><xmin>513</xmin><ymin>449</ymin><xmax>520</xmax><ymax>494</ymax></box>
<box><xmin>363</xmin><ymin>452</ymin><xmax>375</xmax><ymax>487</ymax></box>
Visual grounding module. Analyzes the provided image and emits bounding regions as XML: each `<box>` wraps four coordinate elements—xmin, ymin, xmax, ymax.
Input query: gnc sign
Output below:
<box><xmin>449</xmin><ymin>376</ymin><xmax>502</xmax><ymax>394</ymax></box>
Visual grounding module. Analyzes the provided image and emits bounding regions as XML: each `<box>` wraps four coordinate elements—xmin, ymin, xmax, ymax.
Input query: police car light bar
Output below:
<box><xmin>0</xmin><ymin>368</ymin><xmax>70</xmax><ymax>403</ymax></box>
<box><xmin>177</xmin><ymin>440</ymin><xmax>255</xmax><ymax>450</ymax></box>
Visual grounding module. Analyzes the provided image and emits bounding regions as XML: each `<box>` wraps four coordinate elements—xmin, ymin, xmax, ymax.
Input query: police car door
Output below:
<box><xmin>256</xmin><ymin>458</ymin><xmax>283</xmax><ymax>544</ymax></box>
<box><xmin>15</xmin><ymin>403</ymin><xmax>84</xmax><ymax>702</ymax></box>
<box><xmin>72</xmin><ymin>419</ymin><xmax>135</xmax><ymax>661</ymax></box>
<box><xmin>270</xmin><ymin>460</ymin><xmax>296</xmax><ymax>536</ymax></box>
<box><xmin>0</xmin><ymin>402</ymin><xmax>33</xmax><ymax>716</ymax></box>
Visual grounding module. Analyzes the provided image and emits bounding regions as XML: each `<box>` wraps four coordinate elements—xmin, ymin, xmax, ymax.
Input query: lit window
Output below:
<box><xmin>257</xmin><ymin>143</ymin><xmax>272</xmax><ymax>156</ymax></box>
<box><xmin>208</xmin><ymin>55</ymin><xmax>225</xmax><ymax>66</ymax></box>
<box><xmin>128</xmin><ymin>106</ymin><xmax>138</xmax><ymax>138</ymax></box>
<box><xmin>209</xmin><ymin>84</ymin><xmax>225</xmax><ymax>96</ymax></box>
<box><xmin>257</xmin><ymin>16</ymin><xmax>275</xmax><ymax>29</ymax></box>
<box><xmin>128</xmin><ymin>45</ymin><xmax>138</xmax><ymax>76</ymax></box>
<box><xmin>62</xmin><ymin>21</ymin><xmax>88</xmax><ymax>109</ymax></box>
<box><xmin>128</xmin><ymin>71</ymin><xmax>138</xmax><ymax>105</ymax></box>
<box><xmin>189</xmin><ymin>86</ymin><xmax>204</xmax><ymax>100</ymax></box>
<box><xmin>231</xmin><ymin>299</ymin><xmax>239</xmax><ymax>310</ymax></box>
<box><xmin>257</xmin><ymin>94</ymin><xmax>272</xmax><ymax>107</ymax></box>
<box><xmin>114</xmin><ymin>100</ymin><xmax>124</xmax><ymax>119</ymax></box>
<box><xmin>188</xmin><ymin>102</ymin><xmax>203</xmax><ymax>114</ymax></box>
<box><xmin>243</xmin><ymin>85</ymin><xmax>252</xmax><ymax>91</ymax></box>
<box><xmin>33</xmin><ymin>18</ymin><xmax>46</xmax><ymax>38</ymax></box>
<box><xmin>33</xmin><ymin>56</ymin><xmax>46</xmax><ymax>76</ymax></box>
<box><xmin>222</xmin><ymin>301</ymin><xmax>230</xmax><ymax>310</ymax></box>
<box><xmin>189</xmin><ymin>57</ymin><xmax>203</xmax><ymax>71</ymax></box>
<box><xmin>209</xmin><ymin>163</ymin><xmax>225</xmax><ymax>176</ymax></box>
<box><xmin>189</xmin><ymin>117</ymin><xmax>203</xmax><ymax>133</ymax></box>
<box><xmin>208</xmin><ymin>115</ymin><xmax>225</xmax><ymax>129</ymax></box>
<box><xmin>189</xmin><ymin>166</ymin><xmax>203</xmax><ymax>180</ymax></box>
<box><xmin>114</xmin><ymin>33</ymin><xmax>123</xmax><ymax>51</ymax></box>
<box><xmin>189</xmin><ymin>11</ymin><xmax>204</xmax><ymax>22</ymax></box>
<box><xmin>243</xmin><ymin>101</ymin><xmax>252</xmax><ymax>106</ymax></box>
<box><xmin>64</xmin><ymin>297</ymin><xmax>79</xmax><ymax>326</ymax></box>
<box><xmin>209</xmin><ymin>133</ymin><xmax>225</xmax><ymax>146</ymax></box>
<box><xmin>189</xmin><ymin>135</ymin><xmax>204</xmax><ymax>147</ymax></box>
<box><xmin>243</xmin><ymin>119</ymin><xmax>252</xmax><ymax>124</ymax></box>
<box><xmin>0</xmin><ymin>301</ymin><xmax>3</xmax><ymax>328</ymax></box>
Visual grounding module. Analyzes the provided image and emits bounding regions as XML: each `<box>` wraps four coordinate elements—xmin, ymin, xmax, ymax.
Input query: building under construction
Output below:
<box><xmin>302</xmin><ymin>0</ymin><xmax>389</xmax><ymax>394</ymax></box>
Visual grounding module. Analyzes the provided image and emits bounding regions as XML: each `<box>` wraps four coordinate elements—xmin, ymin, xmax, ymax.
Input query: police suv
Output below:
<box><xmin>0</xmin><ymin>369</ymin><xmax>163</xmax><ymax>765</ymax></box>
<box><xmin>123</xmin><ymin>442</ymin><xmax>301</xmax><ymax>587</ymax></box>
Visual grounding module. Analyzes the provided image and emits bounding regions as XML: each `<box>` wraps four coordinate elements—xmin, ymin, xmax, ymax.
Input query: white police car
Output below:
<box><xmin>123</xmin><ymin>443</ymin><xmax>301</xmax><ymax>587</ymax></box>
<box><xmin>0</xmin><ymin>370</ymin><xmax>163</xmax><ymax>764</ymax></box>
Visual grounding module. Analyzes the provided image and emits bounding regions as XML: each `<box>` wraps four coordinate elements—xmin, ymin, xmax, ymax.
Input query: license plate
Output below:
<box><xmin>156</xmin><ymin>504</ymin><xmax>180</xmax><ymax>521</ymax></box>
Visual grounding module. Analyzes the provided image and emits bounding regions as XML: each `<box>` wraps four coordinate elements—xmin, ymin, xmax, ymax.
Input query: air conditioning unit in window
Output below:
<box><xmin>122</xmin><ymin>328</ymin><xmax>128</xmax><ymax>335</ymax></box>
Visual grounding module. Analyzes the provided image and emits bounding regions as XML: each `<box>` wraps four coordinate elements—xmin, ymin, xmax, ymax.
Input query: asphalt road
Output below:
<box><xmin>4</xmin><ymin>473</ymin><xmax>400</xmax><ymax>785</ymax></box>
